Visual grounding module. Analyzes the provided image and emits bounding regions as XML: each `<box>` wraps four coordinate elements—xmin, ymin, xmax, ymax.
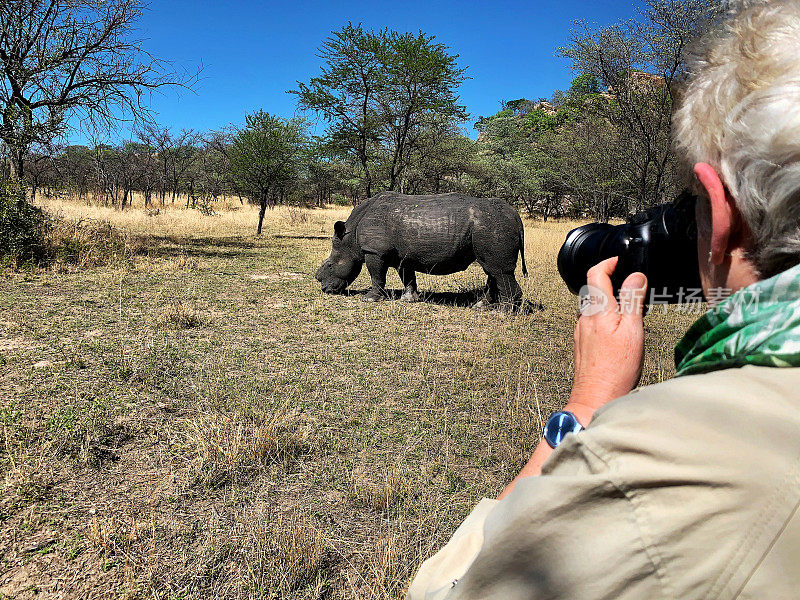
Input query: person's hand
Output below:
<box><xmin>497</xmin><ymin>258</ymin><xmax>647</xmax><ymax>498</ymax></box>
<box><xmin>568</xmin><ymin>257</ymin><xmax>648</xmax><ymax>415</ymax></box>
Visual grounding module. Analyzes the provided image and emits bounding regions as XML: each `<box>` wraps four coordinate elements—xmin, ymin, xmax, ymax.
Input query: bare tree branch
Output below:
<box><xmin>0</xmin><ymin>0</ymin><xmax>197</xmax><ymax>178</ymax></box>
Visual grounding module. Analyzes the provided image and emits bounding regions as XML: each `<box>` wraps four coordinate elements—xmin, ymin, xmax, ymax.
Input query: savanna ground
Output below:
<box><xmin>0</xmin><ymin>197</ymin><xmax>697</xmax><ymax>599</ymax></box>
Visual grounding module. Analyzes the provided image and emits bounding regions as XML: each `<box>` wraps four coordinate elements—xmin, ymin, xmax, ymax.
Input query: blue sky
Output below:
<box><xmin>74</xmin><ymin>0</ymin><xmax>639</xmax><ymax>143</ymax></box>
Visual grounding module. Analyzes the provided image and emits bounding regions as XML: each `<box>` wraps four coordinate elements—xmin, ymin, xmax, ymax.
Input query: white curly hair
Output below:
<box><xmin>674</xmin><ymin>0</ymin><xmax>800</xmax><ymax>278</ymax></box>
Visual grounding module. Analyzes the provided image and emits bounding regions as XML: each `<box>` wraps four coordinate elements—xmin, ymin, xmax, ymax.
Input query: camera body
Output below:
<box><xmin>557</xmin><ymin>191</ymin><xmax>704</xmax><ymax>304</ymax></box>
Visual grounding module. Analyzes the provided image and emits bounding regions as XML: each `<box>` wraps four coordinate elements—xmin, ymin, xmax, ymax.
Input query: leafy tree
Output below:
<box><xmin>404</xmin><ymin>116</ymin><xmax>473</xmax><ymax>194</ymax></box>
<box><xmin>467</xmin><ymin>110</ymin><xmax>550</xmax><ymax>213</ymax></box>
<box><xmin>228</xmin><ymin>111</ymin><xmax>308</xmax><ymax>235</ymax></box>
<box><xmin>54</xmin><ymin>145</ymin><xmax>93</xmax><ymax>201</ymax></box>
<box><xmin>474</xmin><ymin>108</ymin><xmax>513</xmax><ymax>133</ymax></box>
<box><xmin>0</xmin><ymin>179</ymin><xmax>46</xmax><ymax>265</ymax></box>
<box><xmin>292</xmin><ymin>23</ymin><xmax>468</xmax><ymax>198</ymax></box>
<box><xmin>379</xmin><ymin>30</ymin><xmax>468</xmax><ymax>191</ymax></box>
<box><xmin>292</xmin><ymin>23</ymin><xmax>384</xmax><ymax>198</ymax></box>
<box><xmin>197</xmin><ymin>130</ymin><xmax>235</xmax><ymax>206</ymax></box>
<box><xmin>129</xmin><ymin>134</ymin><xmax>160</xmax><ymax>207</ymax></box>
<box><xmin>568</xmin><ymin>73</ymin><xmax>602</xmax><ymax>97</ymax></box>
<box><xmin>504</xmin><ymin>99</ymin><xmax>537</xmax><ymax>115</ymax></box>
<box><xmin>137</xmin><ymin>123</ymin><xmax>175</xmax><ymax>205</ymax></box>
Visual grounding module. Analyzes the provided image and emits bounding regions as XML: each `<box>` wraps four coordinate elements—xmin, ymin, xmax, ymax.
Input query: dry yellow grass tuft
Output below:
<box><xmin>284</xmin><ymin>206</ymin><xmax>310</xmax><ymax>225</ymax></box>
<box><xmin>352</xmin><ymin>464</ymin><xmax>408</xmax><ymax>512</ymax></box>
<box><xmin>154</xmin><ymin>301</ymin><xmax>206</xmax><ymax>329</ymax></box>
<box><xmin>183</xmin><ymin>411</ymin><xmax>307</xmax><ymax>488</ymax></box>
<box><xmin>37</xmin><ymin>195</ymin><xmax>260</xmax><ymax>238</ymax></box>
<box><xmin>234</xmin><ymin>505</ymin><xmax>327</xmax><ymax>596</ymax></box>
<box><xmin>45</xmin><ymin>215</ymin><xmax>144</xmax><ymax>270</ymax></box>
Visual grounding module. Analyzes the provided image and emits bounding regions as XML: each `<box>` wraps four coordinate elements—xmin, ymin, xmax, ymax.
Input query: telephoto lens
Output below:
<box><xmin>557</xmin><ymin>191</ymin><xmax>704</xmax><ymax>305</ymax></box>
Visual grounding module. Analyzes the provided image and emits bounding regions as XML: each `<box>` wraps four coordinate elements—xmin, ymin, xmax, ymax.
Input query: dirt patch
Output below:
<box><xmin>249</xmin><ymin>272</ymin><xmax>306</xmax><ymax>282</ymax></box>
<box><xmin>0</xmin><ymin>337</ymin><xmax>39</xmax><ymax>352</ymax></box>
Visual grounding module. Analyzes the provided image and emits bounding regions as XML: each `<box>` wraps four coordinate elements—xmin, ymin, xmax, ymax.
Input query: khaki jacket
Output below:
<box><xmin>408</xmin><ymin>366</ymin><xmax>800</xmax><ymax>600</ymax></box>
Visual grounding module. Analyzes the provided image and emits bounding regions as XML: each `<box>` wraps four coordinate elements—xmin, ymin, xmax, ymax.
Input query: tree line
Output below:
<box><xmin>1</xmin><ymin>0</ymin><xmax>728</xmax><ymax>234</ymax></box>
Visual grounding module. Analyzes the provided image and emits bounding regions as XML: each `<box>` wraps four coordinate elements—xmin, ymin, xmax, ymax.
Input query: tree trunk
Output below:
<box><xmin>9</xmin><ymin>150</ymin><xmax>24</xmax><ymax>180</ymax></box>
<box><xmin>257</xmin><ymin>194</ymin><xmax>268</xmax><ymax>235</ymax></box>
<box><xmin>186</xmin><ymin>181</ymin><xmax>195</xmax><ymax>209</ymax></box>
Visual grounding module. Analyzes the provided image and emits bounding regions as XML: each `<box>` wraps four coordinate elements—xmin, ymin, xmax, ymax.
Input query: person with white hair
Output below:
<box><xmin>408</xmin><ymin>1</ymin><xmax>800</xmax><ymax>598</ymax></box>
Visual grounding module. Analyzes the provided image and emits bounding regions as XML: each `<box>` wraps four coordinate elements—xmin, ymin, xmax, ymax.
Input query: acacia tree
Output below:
<box><xmin>292</xmin><ymin>23</ymin><xmax>384</xmax><ymax>198</ymax></box>
<box><xmin>0</xmin><ymin>0</ymin><xmax>191</xmax><ymax>180</ymax></box>
<box><xmin>129</xmin><ymin>133</ymin><xmax>158</xmax><ymax>207</ymax></box>
<box><xmin>167</xmin><ymin>130</ymin><xmax>199</xmax><ymax>206</ymax></box>
<box><xmin>229</xmin><ymin>111</ymin><xmax>308</xmax><ymax>235</ymax></box>
<box><xmin>196</xmin><ymin>131</ymin><xmax>234</xmax><ymax>205</ymax></box>
<box><xmin>292</xmin><ymin>23</ymin><xmax>468</xmax><ymax>198</ymax></box>
<box><xmin>54</xmin><ymin>145</ymin><xmax>93</xmax><ymax>201</ymax></box>
<box><xmin>379</xmin><ymin>31</ymin><xmax>468</xmax><ymax>191</ymax></box>
<box><xmin>404</xmin><ymin>116</ymin><xmax>472</xmax><ymax>194</ymax></box>
<box><xmin>24</xmin><ymin>141</ymin><xmax>60</xmax><ymax>200</ymax></box>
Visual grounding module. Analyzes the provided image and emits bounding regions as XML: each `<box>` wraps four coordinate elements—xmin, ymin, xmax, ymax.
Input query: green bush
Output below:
<box><xmin>0</xmin><ymin>181</ymin><xmax>47</xmax><ymax>266</ymax></box>
<box><xmin>0</xmin><ymin>180</ymin><xmax>138</xmax><ymax>271</ymax></box>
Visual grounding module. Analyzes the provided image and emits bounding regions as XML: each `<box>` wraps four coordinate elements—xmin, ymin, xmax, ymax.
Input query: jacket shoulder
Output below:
<box><xmin>573</xmin><ymin>366</ymin><xmax>800</xmax><ymax>600</ymax></box>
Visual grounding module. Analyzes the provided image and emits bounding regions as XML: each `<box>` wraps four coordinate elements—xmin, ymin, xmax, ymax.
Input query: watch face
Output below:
<box><xmin>544</xmin><ymin>411</ymin><xmax>584</xmax><ymax>448</ymax></box>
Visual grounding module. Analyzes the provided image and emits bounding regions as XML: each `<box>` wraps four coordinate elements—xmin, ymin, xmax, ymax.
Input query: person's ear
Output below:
<box><xmin>694</xmin><ymin>163</ymin><xmax>735</xmax><ymax>266</ymax></box>
<box><xmin>333</xmin><ymin>221</ymin><xmax>346</xmax><ymax>240</ymax></box>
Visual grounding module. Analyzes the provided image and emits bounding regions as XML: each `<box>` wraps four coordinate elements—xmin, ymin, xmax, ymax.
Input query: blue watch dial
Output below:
<box><xmin>543</xmin><ymin>411</ymin><xmax>584</xmax><ymax>448</ymax></box>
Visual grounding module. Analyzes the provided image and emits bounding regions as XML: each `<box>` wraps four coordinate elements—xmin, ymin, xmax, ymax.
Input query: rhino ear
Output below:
<box><xmin>333</xmin><ymin>221</ymin><xmax>347</xmax><ymax>240</ymax></box>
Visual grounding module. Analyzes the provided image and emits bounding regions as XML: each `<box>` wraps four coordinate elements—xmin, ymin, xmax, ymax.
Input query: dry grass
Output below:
<box><xmin>351</xmin><ymin>464</ymin><xmax>408</xmax><ymax>512</ymax></box>
<box><xmin>44</xmin><ymin>215</ymin><xmax>144</xmax><ymax>271</ymax></box>
<box><xmin>154</xmin><ymin>301</ymin><xmax>206</xmax><ymax>329</ymax></box>
<box><xmin>36</xmin><ymin>195</ymin><xmax>266</xmax><ymax>238</ymax></box>
<box><xmin>233</xmin><ymin>506</ymin><xmax>327</xmax><ymax>597</ymax></box>
<box><xmin>0</xmin><ymin>195</ymin><xmax>699</xmax><ymax>599</ymax></box>
<box><xmin>183</xmin><ymin>410</ymin><xmax>307</xmax><ymax>488</ymax></box>
<box><xmin>285</xmin><ymin>206</ymin><xmax>310</xmax><ymax>225</ymax></box>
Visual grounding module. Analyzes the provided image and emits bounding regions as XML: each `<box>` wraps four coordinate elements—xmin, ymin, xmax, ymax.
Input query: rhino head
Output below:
<box><xmin>316</xmin><ymin>221</ymin><xmax>364</xmax><ymax>294</ymax></box>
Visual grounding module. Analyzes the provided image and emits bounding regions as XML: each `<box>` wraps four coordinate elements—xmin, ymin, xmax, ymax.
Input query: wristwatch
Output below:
<box><xmin>543</xmin><ymin>411</ymin><xmax>585</xmax><ymax>448</ymax></box>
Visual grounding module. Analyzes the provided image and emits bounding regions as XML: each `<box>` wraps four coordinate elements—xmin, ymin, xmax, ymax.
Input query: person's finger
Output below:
<box><xmin>585</xmin><ymin>257</ymin><xmax>619</xmax><ymax>315</ymax></box>
<box><xmin>618</xmin><ymin>272</ymin><xmax>648</xmax><ymax>318</ymax></box>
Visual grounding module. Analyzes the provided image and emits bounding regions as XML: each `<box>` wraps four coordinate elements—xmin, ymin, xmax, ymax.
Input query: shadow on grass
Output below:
<box><xmin>144</xmin><ymin>236</ymin><xmax>258</xmax><ymax>259</ymax></box>
<box><xmin>341</xmin><ymin>287</ymin><xmax>544</xmax><ymax>313</ymax></box>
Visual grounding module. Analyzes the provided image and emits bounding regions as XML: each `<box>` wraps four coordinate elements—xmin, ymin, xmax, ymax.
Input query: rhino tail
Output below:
<box><xmin>520</xmin><ymin>230</ymin><xmax>529</xmax><ymax>277</ymax></box>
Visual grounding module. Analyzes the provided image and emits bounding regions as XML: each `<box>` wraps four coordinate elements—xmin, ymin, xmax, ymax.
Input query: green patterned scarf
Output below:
<box><xmin>675</xmin><ymin>263</ymin><xmax>800</xmax><ymax>377</ymax></box>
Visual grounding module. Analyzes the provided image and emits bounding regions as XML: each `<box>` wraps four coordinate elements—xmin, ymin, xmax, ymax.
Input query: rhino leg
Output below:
<box><xmin>473</xmin><ymin>275</ymin><xmax>497</xmax><ymax>310</ymax></box>
<box><xmin>399</xmin><ymin>268</ymin><xmax>420</xmax><ymax>302</ymax></box>
<box><xmin>475</xmin><ymin>270</ymin><xmax>522</xmax><ymax>312</ymax></box>
<box><xmin>495</xmin><ymin>273</ymin><xmax>523</xmax><ymax>312</ymax></box>
<box><xmin>363</xmin><ymin>254</ymin><xmax>389</xmax><ymax>302</ymax></box>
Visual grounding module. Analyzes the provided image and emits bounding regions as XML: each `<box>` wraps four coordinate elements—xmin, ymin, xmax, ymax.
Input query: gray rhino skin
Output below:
<box><xmin>315</xmin><ymin>191</ymin><xmax>528</xmax><ymax>307</ymax></box>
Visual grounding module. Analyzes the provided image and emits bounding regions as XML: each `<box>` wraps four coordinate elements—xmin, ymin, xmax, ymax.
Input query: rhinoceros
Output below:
<box><xmin>315</xmin><ymin>191</ymin><xmax>528</xmax><ymax>307</ymax></box>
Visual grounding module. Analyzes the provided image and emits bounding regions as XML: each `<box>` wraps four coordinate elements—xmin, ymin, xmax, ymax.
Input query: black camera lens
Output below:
<box><xmin>557</xmin><ymin>192</ymin><xmax>704</xmax><ymax>304</ymax></box>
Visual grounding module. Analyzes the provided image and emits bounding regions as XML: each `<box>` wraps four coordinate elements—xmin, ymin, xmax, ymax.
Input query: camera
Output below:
<box><xmin>557</xmin><ymin>191</ymin><xmax>704</xmax><ymax>304</ymax></box>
